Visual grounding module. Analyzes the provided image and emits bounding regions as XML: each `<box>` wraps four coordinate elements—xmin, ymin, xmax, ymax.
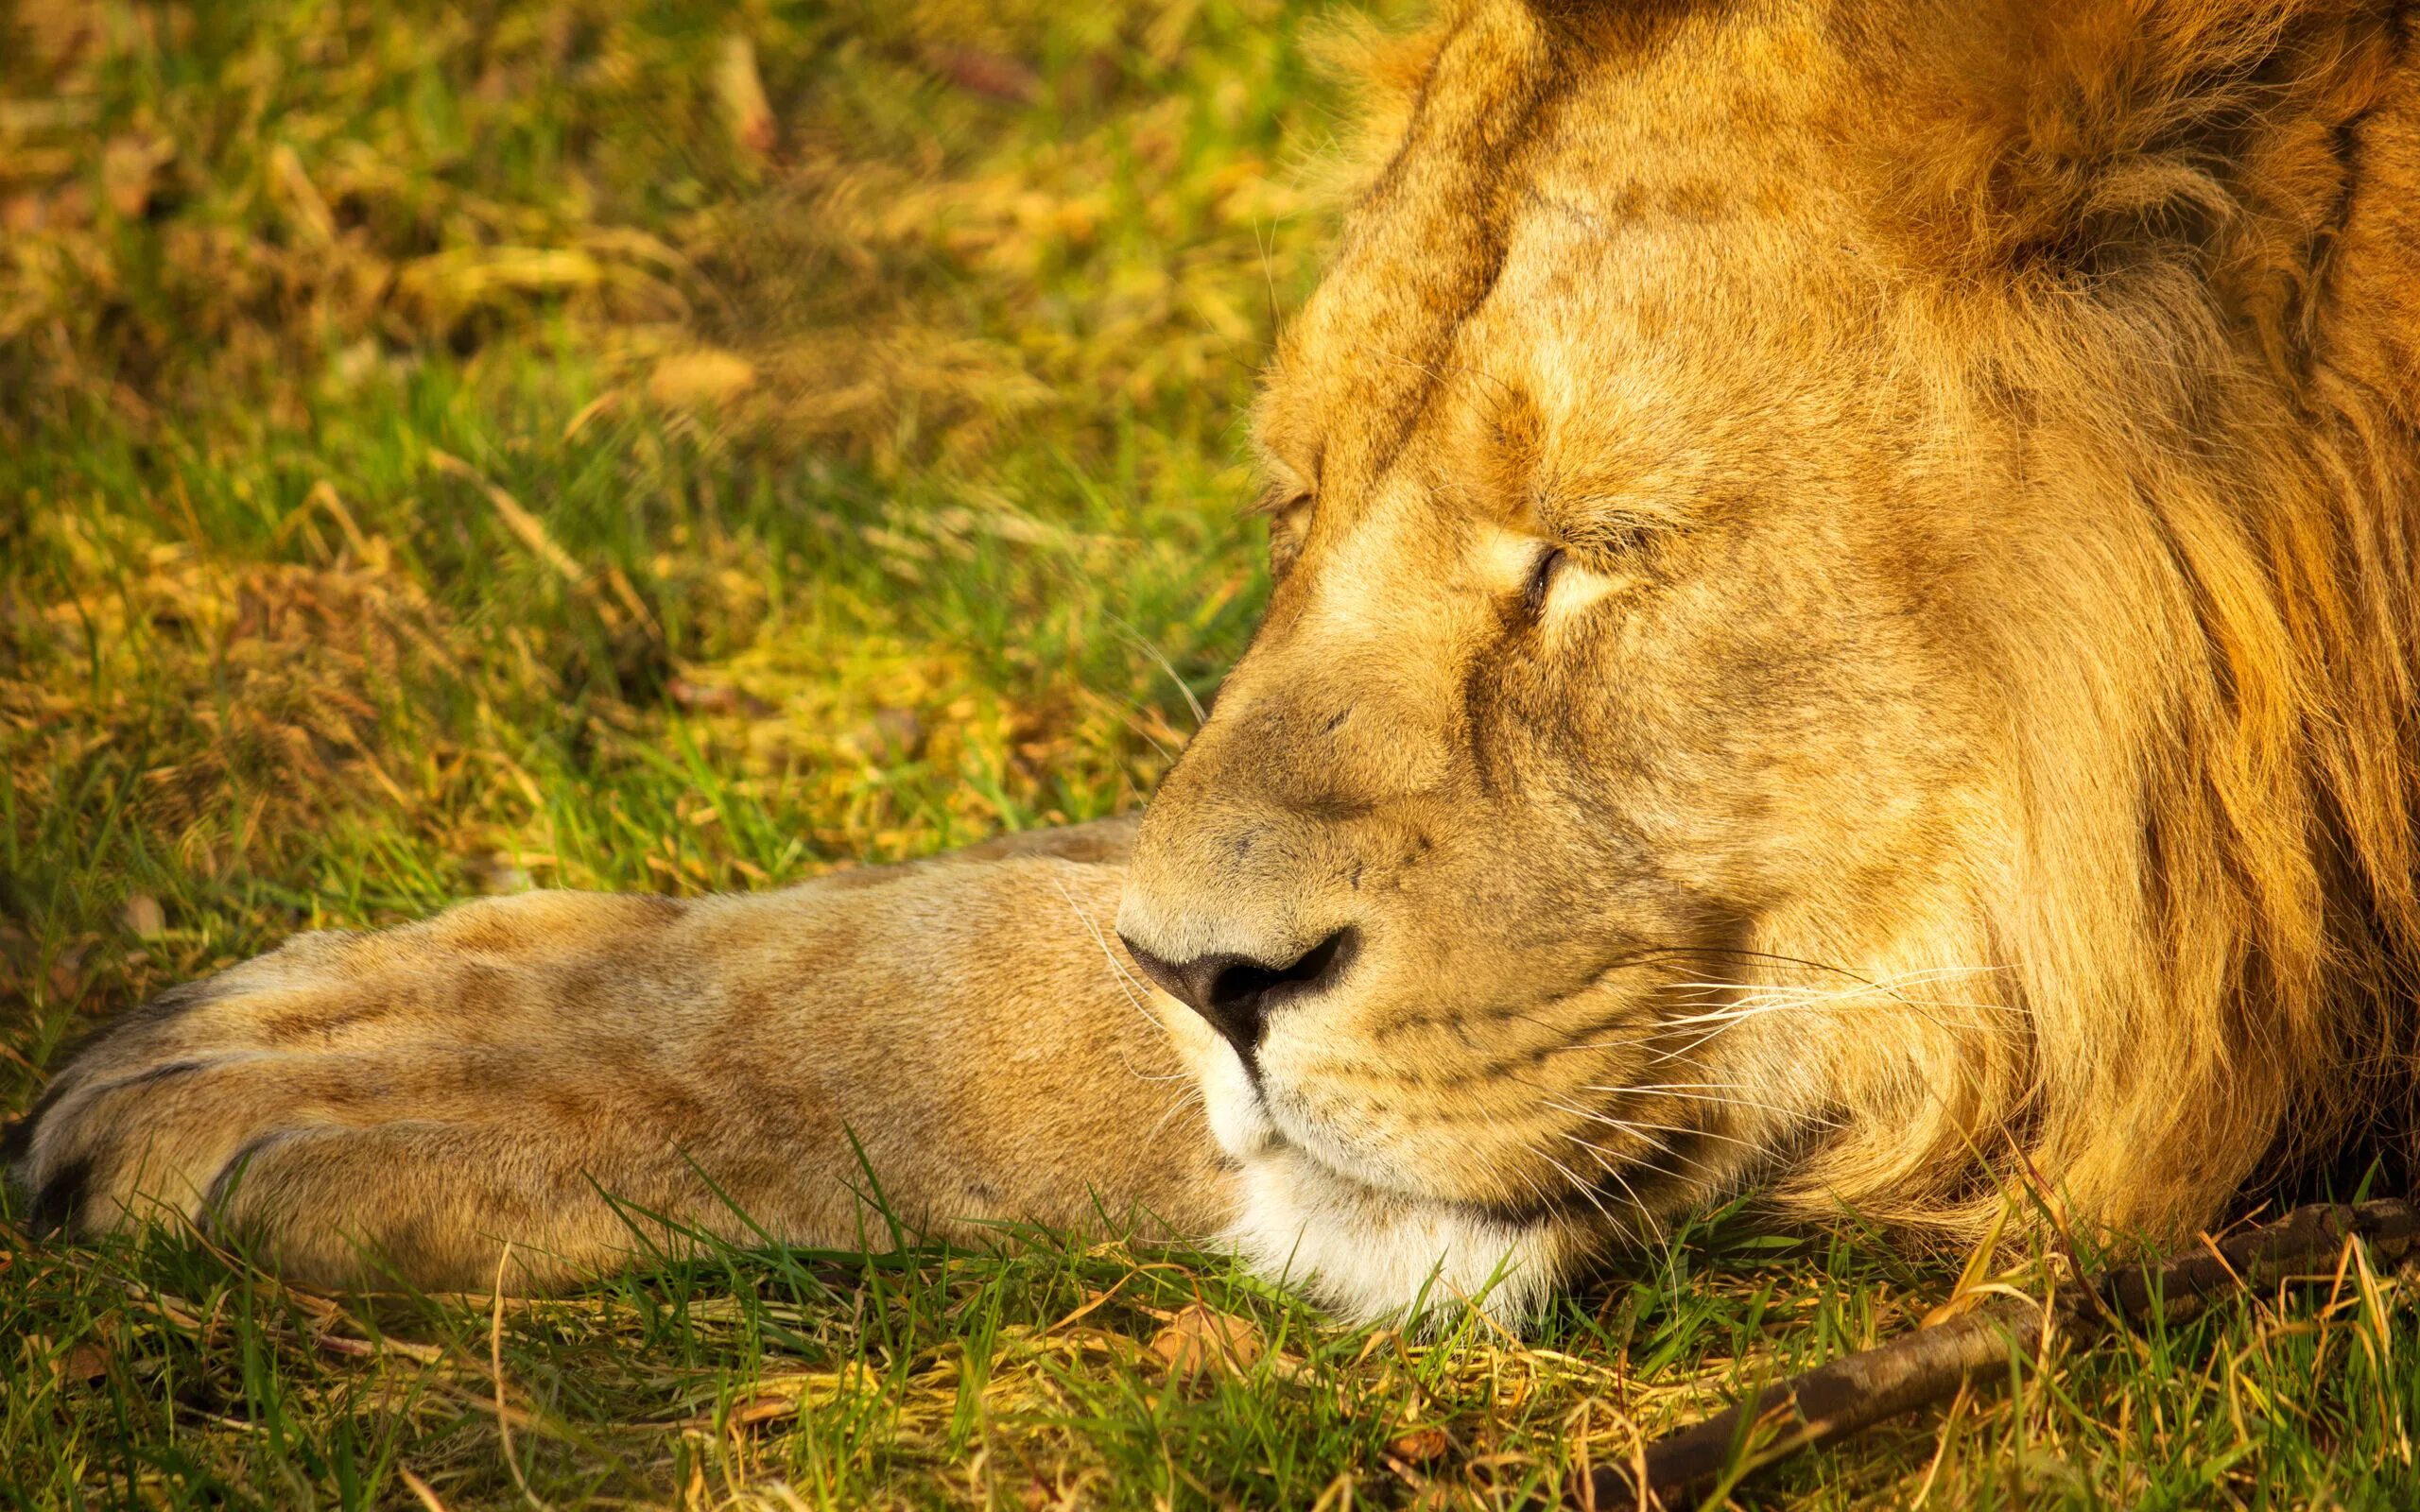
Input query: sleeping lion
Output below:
<box><xmin>9</xmin><ymin>0</ymin><xmax>2419</xmax><ymax>1323</ymax></box>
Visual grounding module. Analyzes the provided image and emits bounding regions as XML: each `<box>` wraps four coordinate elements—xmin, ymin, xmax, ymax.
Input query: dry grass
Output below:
<box><xmin>2</xmin><ymin>0</ymin><xmax>2415</xmax><ymax>1506</ymax></box>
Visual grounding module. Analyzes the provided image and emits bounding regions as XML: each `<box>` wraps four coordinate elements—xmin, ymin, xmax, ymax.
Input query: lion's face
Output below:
<box><xmin>1117</xmin><ymin>0</ymin><xmax>2419</xmax><ymax>1305</ymax></box>
<box><xmin>1118</xmin><ymin>3</ymin><xmax>2012</xmax><ymax>1244</ymax></box>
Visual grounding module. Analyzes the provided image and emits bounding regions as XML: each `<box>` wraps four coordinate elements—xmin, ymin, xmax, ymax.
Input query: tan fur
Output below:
<box><xmin>9</xmin><ymin>823</ymin><xmax>1236</xmax><ymax>1292</ymax></box>
<box><xmin>12</xmin><ymin>0</ymin><xmax>2418</xmax><ymax>1322</ymax></box>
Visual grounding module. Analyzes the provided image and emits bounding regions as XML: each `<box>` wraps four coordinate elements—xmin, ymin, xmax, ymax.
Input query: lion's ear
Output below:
<box><xmin>1871</xmin><ymin>1</ymin><xmax>2403</xmax><ymax>355</ymax></box>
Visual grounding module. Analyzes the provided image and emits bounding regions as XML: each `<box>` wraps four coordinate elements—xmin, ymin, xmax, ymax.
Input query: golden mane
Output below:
<box><xmin>1872</xmin><ymin>0</ymin><xmax>2420</xmax><ymax>1226</ymax></box>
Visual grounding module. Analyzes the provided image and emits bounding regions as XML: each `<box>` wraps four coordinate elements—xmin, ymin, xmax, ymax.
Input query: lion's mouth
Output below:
<box><xmin>1176</xmin><ymin>967</ymin><xmax>1676</xmax><ymax>1229</ymax></box>
<box><xmin>1234</xmin><ymin>1074</ymin><xmax>1635</xmax><ymax>1233</ymax></box>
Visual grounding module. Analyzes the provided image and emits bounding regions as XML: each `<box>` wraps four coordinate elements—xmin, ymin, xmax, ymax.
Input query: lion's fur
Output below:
<box><xmin>6</xmin><ymin>823</ymin><xmax>1236</xmax><ymax>1292</ymax></box>
<box><xmin>1846</xmin><ymin>0</ymin><xmax>2420</xmax><ymax>1227</ymax></box>
<box><xmin>1123</xmin><ymin>0</ymin><xmax>2420</xmax><ymax>1293</ymax></box>
<box><xmin>11</xmin><ymin>0</ymin><xmax>2419</xmax><ymax>1321</ymax></box>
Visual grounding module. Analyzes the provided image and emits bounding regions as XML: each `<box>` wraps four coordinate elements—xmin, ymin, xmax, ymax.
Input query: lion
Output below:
<box><xmin>9</xmin><ymin>0</ymin><xmax>2418</xmax><ymax>1325</ymax></box>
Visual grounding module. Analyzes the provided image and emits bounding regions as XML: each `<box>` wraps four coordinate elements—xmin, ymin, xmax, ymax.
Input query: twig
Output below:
<box><xmin>397</xmin><ymin>1467</ymin><xmax>451</xmax><ymax>1512</ymax></box>
<box><xmin>427</xmin><ymin>447</ymin><xmax>656</xmax><ymax>638</ymax></box>
<box><xmin>492</xmin><ymin>1244</ymin><xmax>552</xmax><ymax>1512</ymax></box>
<box><xmin>1573</xmin><ymin>1199</ymin><xmax>2420</xmax><ymax>1507</ymax></box>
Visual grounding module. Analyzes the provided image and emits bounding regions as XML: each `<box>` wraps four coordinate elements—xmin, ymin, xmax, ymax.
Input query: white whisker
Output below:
<box><xmin>1585</xmin><ymin>1083</ymin><xmax>1841</xmax><ymax>1126</ymax></box>
<box><xmin>1530</xmin><ymin>1143</ymin><xmax>1625</xmax><ymax>1235</ymax></box>
<box><xmin>1050</xmin><ymin>873</ymin><xmax>1163</xmax><ymax>1022</ymax></box>
<box><xmin>1547</xmin><ymin>970</ymin><xmax>2019</xmax><ymax>1058</ymax></box>
<box><xmin>1558</xmin><ymin>1130</ymin><xmax>1666</xmax><ymax>1242</ymax></box>
<box><xmin>1543</xmin><ymin>1096</ymin><xmax>1761</xmax><ymax>1155</ymax></box>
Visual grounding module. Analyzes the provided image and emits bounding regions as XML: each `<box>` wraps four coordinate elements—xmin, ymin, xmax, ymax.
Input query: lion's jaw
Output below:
<box><xmin>1148</xmin><ymin>997</ymin><xmax>1587</xmax><ymax>1324</ymax></box>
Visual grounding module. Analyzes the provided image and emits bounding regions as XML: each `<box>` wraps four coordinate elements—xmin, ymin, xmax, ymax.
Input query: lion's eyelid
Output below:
<box><xmin>1247</xmin><ymin>484</ymin><xmax>1313</xmax><ymax>519</ymax></box>
<box><xmin>1552</xmin><ymin>505</ymin><xmax>1672</xmax><ymax>553</ymax></box>
<box><xmin>1248</xmin><ymin>439</ymin><xmax>1322</xmax><ymax>520</ymax></box>
<box><xmin>1522</xmin><ymin>544</ymin><xmax>1567</xmax><ymax>616</ymax></box>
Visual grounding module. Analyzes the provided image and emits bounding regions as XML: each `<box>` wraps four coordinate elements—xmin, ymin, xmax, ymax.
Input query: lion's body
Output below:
<box><xmin>12</xmin><ymin>0</ymin><xmax>2420</xmax><ymax>1322</ymax></box>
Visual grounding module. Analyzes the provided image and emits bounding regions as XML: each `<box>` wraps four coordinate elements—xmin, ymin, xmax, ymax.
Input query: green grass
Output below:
<box><xmin>3</xmin><ymin>0</ymin><xmax>2415</xmax><ymax>1505</ymax></box>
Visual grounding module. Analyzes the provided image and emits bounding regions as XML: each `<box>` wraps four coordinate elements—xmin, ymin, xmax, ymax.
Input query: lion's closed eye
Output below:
<box><xmin>1261</xmin><ymin>490</ymin><xmax>1314</xmax><ymax>578</ymax></box>
<box><xmin>1521</xmin><ymin>545</ymin><xmax>1567</xmax><ymax>617</ymax></box>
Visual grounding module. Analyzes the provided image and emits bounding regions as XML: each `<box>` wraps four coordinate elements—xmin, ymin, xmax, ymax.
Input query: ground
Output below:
<box><xmin>2</xmin><ymin>1</ymin><xmax>2414</xmax><ymax>1506</ymax></box>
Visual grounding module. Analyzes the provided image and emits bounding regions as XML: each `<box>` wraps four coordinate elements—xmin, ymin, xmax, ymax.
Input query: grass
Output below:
<box><xmin>2</xmin><ymin>0</ymin><xmax>2415</xmax><ymax>1505</ymax></box>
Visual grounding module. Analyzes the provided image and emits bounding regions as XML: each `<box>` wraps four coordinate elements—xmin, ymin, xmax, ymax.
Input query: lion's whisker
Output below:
<box><xmin>1557</xmin><ymin>1131</ymin><xmax>1668</xmax><ymax>1243</ymax></box>
<box><xmin>1535</xmin><ymin>966</ymin><xmax>2020</xmax><ymax>1064</ymax></box>
<box><xmin>1047</xmin><ymin>872</ymin><xmax>1188</xmax><ymax>1069</ymax></box>
<box><xmin>1540</xmin><ymin>1102</ymin><xmax>1732</xmax><ymax>1179</ymax></box>
<box><xmin>1543</xmin><ymin>1096</ymin><xmax>1763</xmax><ymax>1155</ymax></box>
<box><xmin>1506</xmin><ymin>1160</ymin><xmax>1563</xmax><ymax>1221</ymax></box>
<box><xmin>1584</xmin><ymin>1084</ymin><xmax>1840</xmax><ymax>1125</ymax></box>
<box><xmin>1623</xmin><ymin>984</ymin><xmax>2023</xmax><ymax>1065</ymax></box>
<box><xmin>1530</xmin><ymin>1143</ymin><xmax>1629</xmax><ymax>1235</ymax></box>
<box><xmin>1598</xmin><ymin>947</ymin><xmax>2010</xmax><ymax>992</ymax></box>
<box><xmin>1653</xmin><ymin>984</ymin><xmax>2020</xmax><ymax>1027</ymax></box>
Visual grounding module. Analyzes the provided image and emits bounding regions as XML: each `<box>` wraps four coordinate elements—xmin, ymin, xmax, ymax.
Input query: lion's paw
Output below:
<box><xmin>3</xmin><ymin>907</ymin><xmax>697</xmax><ymax>1292</ymax></box>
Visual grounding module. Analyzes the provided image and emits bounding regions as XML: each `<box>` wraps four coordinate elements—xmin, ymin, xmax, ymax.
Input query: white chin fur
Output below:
<box><xmin>1196</xmin><ymin>1041</ymin><xmax>1284</xmax><ymax>1160</ymax></box>
<box><xmin>1170</xmin><ymin>1025</ymin><xmax>1576</xmax><ymax>1326</ymax></box>
<box><xmin>1226</xmin><ymin>1148</ymin><xmax>1572</xmax><ymax>1327</ymax></box>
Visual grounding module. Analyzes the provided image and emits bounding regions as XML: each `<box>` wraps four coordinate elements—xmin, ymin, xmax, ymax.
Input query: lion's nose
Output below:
<box><xmin>1119</xmin><ymin>927</ymin><xmax>1357</xmax><ymax>1061</ymax></box>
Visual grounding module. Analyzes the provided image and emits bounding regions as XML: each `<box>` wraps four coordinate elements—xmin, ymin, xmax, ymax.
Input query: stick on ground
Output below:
<box><xmin>1575</xmin><ymin>1198</ymin><xmax>2420</xmax><ymax>1508</ymax></box>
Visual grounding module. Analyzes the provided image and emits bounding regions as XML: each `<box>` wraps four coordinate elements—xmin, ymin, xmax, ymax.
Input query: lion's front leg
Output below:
<box><xmin>6</xmin><ymin>893</ymin><xmax>840</xmax><ymax>1292</ymax></box>
<box><xmin>7</xmin><ymin>827</ymin><xmax>1236</xmax><ymax>1292</ymax></box>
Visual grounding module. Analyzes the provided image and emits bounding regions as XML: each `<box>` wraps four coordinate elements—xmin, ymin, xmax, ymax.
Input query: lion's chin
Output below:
<box><xmin>1177</xmin><ymin>1020</ymin><xmax>1583</xmax><ymax>1323</ymax></box>
<box><xmin>1224</xmin><ymin>1144</ymin><xmax>1582</xmax><ymax>1326</ymax></box>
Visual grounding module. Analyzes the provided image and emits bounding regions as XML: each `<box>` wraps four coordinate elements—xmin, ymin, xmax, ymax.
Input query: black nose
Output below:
<box><xmin>1119</xmin><ymin>927</ymin><xmax>1356</xmax><ymax>1060</ymax></box>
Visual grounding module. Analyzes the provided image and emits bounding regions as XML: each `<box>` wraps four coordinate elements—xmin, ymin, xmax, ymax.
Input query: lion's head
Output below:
<box><xmin>1115</xmin><ymin>0</ymin><xmax>2420</xmax><ymax>1318</ymax></box>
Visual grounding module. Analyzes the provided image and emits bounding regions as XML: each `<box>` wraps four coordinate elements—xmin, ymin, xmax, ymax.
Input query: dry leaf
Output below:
<box><xmin>57</xmin><ymin>1340</ymin><xmax>111</xmax><ymax>1384</ymax></box>
<box><xmin>100</xmin><ymin>132</ymin><xmax>173</xmax><ymax>217</ymax></box>
<box><xmin>925</xmin><ymin>46</ymin><xmax>1041</xmax><ymax>104</ymax></box>
<box><xmin>848</xmin><ymin>707</ymin><xmax>925</xmax><ymax>763</ymax></box>
<box><xmin>648</xmin><ymin>349</ymin><xmax>758</xmax><ymax>410</ymax></box>
<box><xmin>666</xmin><ymin>677</ymin><xmax>777</xmax><ymax>718</ymax></box>
<box><xmin>1149</xmin><ymin>1301</ymin><xmax>1262</xmax><ymax>1382</ymax></box>
<box><xmin>1386</xmin><ymin>1426</ymin><xmax>1449</xmax><ymax>1464</ymax></box>
<box><xmin>714</xmin><ymin>35</ymin><xmax>777</xmax><ymax>158</ymax></box>
<box><xmin>718</xmin><ymin>1394</ymin><xmax>804</xmax><ymax>1429</ymax></box>
<box><xmin>120</xmin><ymin>893</ymin><xmax>165</xmax><ymax>938</ymax></box>
<box><xmin>47</xmin><ymin>941</ymin><xmax>88</xmax><ymax>1003</ymax></box>
<box><xmin>461</xmin><ymin>854</ymin><xmax>532</xmax><ymax>896</ymax></box>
